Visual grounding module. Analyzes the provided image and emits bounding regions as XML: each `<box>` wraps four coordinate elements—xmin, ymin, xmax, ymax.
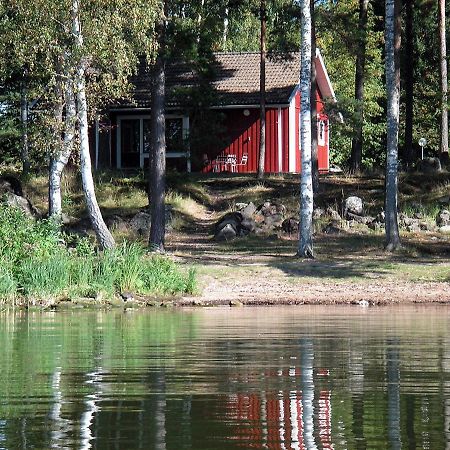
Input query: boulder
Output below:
<box><xmin>418</xmin><ymin>157</ymin><xmax>442</xmax><ymax>174</ymax></box>
<box><xmin>106</xmin><ymin>215</ymin><xmax>128</xmax><ymax>232</ymax></box>
<box><xmin>282</xmin><ymin>217</ymin><xmax>299</xmax><ymax>234</ymax></box>
<box><xmin>0</xmin><ymin>175</ymin><xmax>23</xmax><ymax>196</ymax></box>
<box><xmin>239</xmin><ymin>202</ymin><xmax>257</xmax><ymax>219</ymax></box>
<box><xmin>323</xmin><ymin>221</ymin><xmax>341</xmax><ymax>234</ymax></box>
<box><xmin>346</xmin><ymin>212</ymin><xmax>374</xmax><ymax>225</ymax></box>
<box><xmin>130</xmin><ymin>211</ymin><xmax>151</xmax><ymax>235</ymax></box>
<box><xmin>3</xmin><ymin>192</ymin><xmax>40</xmax><ymax>218</ymax></box>
<box><xmin>215</xmin><ymin>223</ymin><xmax>237</xmax><ymax>241</ymax></box>
<box><xmin>241</xmin><ymin>218</ymin><xmax>257</xmax><ymax>233</ymax></box>
<box><xmin>313</xmin><ymin>207</ymin><xmax>325</xmax><ymax>219</ymax></box>
<box><xmin>326</xmin><ymin>207</ymin><xmax>341</xmax><ymax>221</ymax></box>
<box><xmin>263</xmin><ymin>213</ymin><xmax>284</xmax><ymax>228</ymax></box>
<box><xmin>439</xmin><ymin>225</ymin><xmax>450</xmax><ymax>235</ymax></box>
<box><xmin>344</xmin><ymin>196</ymin><xmax>364</xmax><ymax>216</ymax></box>
<box><xmin>436</xmin><ymin>209</ymin><xmax>450</xmax><ymax>227</ymax></box>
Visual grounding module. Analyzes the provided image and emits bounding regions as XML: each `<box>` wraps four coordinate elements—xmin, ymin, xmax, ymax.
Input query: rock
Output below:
<box><xmin>313</xmin><ymin>207</ymin><xmax>325</xmax><ymax>219</ymax></box>
<box><xmin>282</xmin><ymin>217</ymin><xmax>299</xmax><ymax>234</ymax></box>
<box><xmin>439</xmin><ymin>225</ymin><xmax>450</xmax><ymax>234</ymax></box>
<box><xmin>2</xmin><ymin>192</ymin><xmax>41</xmax><ymax>218</ymax></box>
<box><xmin>323</xmin><ymin>221</ymin><xmax>341</xmax><ymax>234</ymax></box>
<box><xmin>120</xmin><ymin>291</ymin><xmax>134</xmax><ymax>301</ymax></box>
<box><xmin>326</xmin><ymin>207</ymin><xmax>341</xmax><ymax>221</ymax></box>
<box><xmin>229</xmin><ymin>299</ymin><xmax>243</xmax><ymax>307</ymax></box>
<box><xmin>215</xmin><ymin>223</ymin><xmax>237</xmax><ymax>240</ymax></box>
<box><xmin>376</xmin><ymin>211</ymin><xmax>385</xmax><ymax>223</ymax></box>
<box><xmin>264</xmin><ymin>213</ymin><xmax>284</xmax><ymax>228</ymax></box>
<box><xmin>344</xmin><ymin>196</ymin><xmax>364</xmax><ymax>216</ymax></box>
<box><xmin>106</xmin><ymin>215</ymin><xmax>128</xmax><ymax>231</ymax></box>
<box><xmin>215</xmin><ymin>212</ymin><xmax>242</xmax><ymax>233</ymax></box>
<box><xmin>437</xmin><ymin>196</ymin><xmax>450</xmax><ymax>205</ymax></box>
<box><xmin>346</xmin><ymin>212</ymin><xmax>374</xmax><ymax>225</ymax></box>
<box><xmin>0</xmin><ymin>175</ymin><xmax>23</xmax><ymax>196</ymax></box>
<box><xmin>239</xmin><ymin>202</ymin><xmax>257</xmax><ymax>219</ymax></box>
<box><xmin>241</xmin><ymin>218</ymin><xmax>256</xmax><ymax>233</ymax></box>
<box><xmin>368</xmin><ymin>221</ymin><xmax>383</xmax><ymax>231</ymax></box>
<box><xmin>130</xmin><ymin>211</ymin><xmax>151</xmax><ymax>235</ymax></box>
<box><xmin>406</xmin><ymin>222</ymin><xmax>421</xmax><ymax>233</ymax></box>
<box><xmin>436</xmin><ymin>209</ymin><xmax>450</xmax><ymax>227</ymax></box>
<box><xmin>418</xmin><ymin>157</ymin><xmax>442</xmax><ymax>173</ymax></box>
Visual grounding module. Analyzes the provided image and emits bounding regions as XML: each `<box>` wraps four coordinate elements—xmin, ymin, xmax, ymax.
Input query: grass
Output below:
<box><xmin>0</xmin><ymin>204</ymin><xmax>196</xmax><ymax>305</ymax></box>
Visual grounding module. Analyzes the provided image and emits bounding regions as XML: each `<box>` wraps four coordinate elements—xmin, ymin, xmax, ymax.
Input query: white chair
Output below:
<box><xmin>230</xmin><ymin>153</ymin><xmax>248</xmax><ymax>172</ymax></box>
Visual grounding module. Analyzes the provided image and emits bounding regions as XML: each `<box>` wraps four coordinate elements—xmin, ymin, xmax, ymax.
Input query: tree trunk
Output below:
<box><xmin>439</xmin><ymin>0</ymin><xmax>449</xmax><ymax>163</ymax></box>
<box><xmin>311</xmin><ymin>0</ymin><xmax>319</xmax><ymax>193</ymax></box>
<box><xmin>149</xmin><ymin>12</ymin><xmax>167</xmax><ymax>253</ymax></box>
<box><xmin>384</xmin><ymin>0</ymin><xmax>401</xmax><ymax>251</ymax></box>
<box><xmin>72</xmin><ymin>0</ymin><xmax>115</xmax><ymax>250</ymax></box>
<box><xmin>49</xmin><ymin>82</ymin><xmax>76</xmax><ymax>218</ymax></box>
<box><xmin>20</xmin><ymin>82</ymin><xmax>30</xmax><ymax>175</ymax></box>
<box><xmin>404</xmin><ymin>0</ymin><xmax>414</xmax><ymax>165</ymax></box>
<box><xmin>223</xmin><ymin>7</ymin><xmax>229</xmax><ymax>48</ymax></box>
<box><xmin>350</xmin><ymin>0</ymin><xmax>369</xmax><ymax>173</ymax></box>
<box><xmin>257</xmin><ymin>0</ymin><xmax>266</xmax><ymax>180</ymax></box>
<box><xmin>297</xmin><ymin>0</ymin><xmax>314</xmax><ymax>259</ymax></box>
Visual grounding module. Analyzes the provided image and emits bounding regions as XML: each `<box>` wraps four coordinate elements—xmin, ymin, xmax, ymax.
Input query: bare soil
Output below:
<box><xmin>166</xmin><ymin>174</ymin><xmax>450</xmax><ymax>306</ymax></box>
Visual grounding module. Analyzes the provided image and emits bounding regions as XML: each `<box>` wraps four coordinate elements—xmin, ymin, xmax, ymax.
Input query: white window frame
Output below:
<box><xmin>116</xmin><ymin>114</ymin><xmax>190</xmax><ymax>171</ymax></box>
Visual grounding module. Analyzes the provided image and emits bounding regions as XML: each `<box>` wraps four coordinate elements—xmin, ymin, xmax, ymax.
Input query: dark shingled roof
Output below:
<box><xmin>117</xmin><ymin>52</ymin><xmax>301</xmax><ymax>109</ymax></box>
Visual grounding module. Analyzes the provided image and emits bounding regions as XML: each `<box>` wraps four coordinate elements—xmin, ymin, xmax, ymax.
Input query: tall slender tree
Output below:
<box><xmin>297</xmin><ymin>0</ymin><xmax>314</xmax><ymax>258</ymax></box>
<box><xmin>310</xmin><ymin>0</ymin><xmax>319</xmax><ymax>193</ymax></box>
<box><xmin>439</xmin><ymin>0</ymin><xmax>448</xmax><ymax>163</ymax></box>
<box><xmin>384</xmin><ymin>0</ymin><xmax>401</xmax><ymax>251</ymax></box>
<box><xmin>149</xmin><ymin>1</ymin><xmax>167</xmax><ymax>253</ymax></box>
<box><xmin>257</xmin><ymin>0</ymin><xmax>267</xmax><ymax>179</ymax></box>
<box><xmin>72</xmin><ymin>0</ymin><xmax>115</xmax><ymax>250</ymax></box>
<box><xmin>404</xmin><ymin>0</ymin><xmax>415</xmax><ymax>165</ymax></box>
<box><xmin>350</xmin><ymin>0</ymin><xmax>369</xmax><ymax>173</ymax></box>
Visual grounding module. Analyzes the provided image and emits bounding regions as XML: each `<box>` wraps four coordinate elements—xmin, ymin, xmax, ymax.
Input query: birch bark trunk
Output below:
<box><xmin>72</xmin><ymin>0</ymin><xmax>115</xmax><ymax>250</ymax></box>
<box><xmin>20</xmin><ymin>82</ymin><xmax>30</xmax><ymax>175</ymax></box>
<box><xmin>310</xmin><ymin>0</ymin><xmax>319</xmax><ymax>193</ymax></box>
<box><xmin>297</xmin><ymin>0</ymin><xmax>314</xmax><ymax>258</ymax></box>
<box><xmin>439</xmin><ymin>0</ymin><xmax>449</xmax><ymax>162</ymax></box>
<box><xmin>384</xmin><ymin>0</ymin><xmax>401</xmax><ymax>251</ymax></box>
<box><xmin>49</xmin><ymin>81</ymin><xmax>76</xmax><ymax>218</ymax></box>
<box><xmin>257</xmin><ymin>0</ymin><xmax>266</xmax><ymax>179</ymax></box>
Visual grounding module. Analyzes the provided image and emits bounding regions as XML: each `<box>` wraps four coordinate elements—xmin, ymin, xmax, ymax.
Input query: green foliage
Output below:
<box><xmin>0</xmin><ymin>204</ymin><xmax>196</xmax><ymax>302</ymax></box>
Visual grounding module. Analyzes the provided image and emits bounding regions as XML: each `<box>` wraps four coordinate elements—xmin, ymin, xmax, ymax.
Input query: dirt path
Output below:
<box><xmin>167</xmin><ymin>184</ymin><xmax>450</xmax><ymax>306</ymax></box>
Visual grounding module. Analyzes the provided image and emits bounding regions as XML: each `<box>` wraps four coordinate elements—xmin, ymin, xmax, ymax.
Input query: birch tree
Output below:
<box><xmin>439</xmin><ymin>0</ymin><xmax>448</xmax><ymax>162</ymax></box>
<box><xmin>72</xmin><ymin>0</ymin><xmax>115</xmax><ymax>250</ymax></box>
<box><xmin>384</xmin><ymin>0</ymin><xmax>401</xmax><ymax>251</ymax></box>
<box><xmin>297</xmin><ymin>0</ymin><xmax>314</xmax><ymax>258</ymax></box>
<box><xmin>257</xmin><ymin>0</ymin><xmax>267</xmax><ymax>179</ymax></box>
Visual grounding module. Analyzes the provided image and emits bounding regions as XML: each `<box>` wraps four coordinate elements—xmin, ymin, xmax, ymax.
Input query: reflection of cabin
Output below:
<box><xmin>93</xmin><ymin>51</ymin><xmax>336</xmax><ymax>174</ymax></box>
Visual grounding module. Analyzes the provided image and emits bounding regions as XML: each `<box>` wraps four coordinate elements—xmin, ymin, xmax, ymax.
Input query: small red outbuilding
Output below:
<box><xmin>94</xmin><ymin>51</ymin><xmax>336</xmax><ymax>174</ymax></box>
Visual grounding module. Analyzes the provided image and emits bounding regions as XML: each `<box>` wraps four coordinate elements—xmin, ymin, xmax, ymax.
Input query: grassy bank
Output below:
<box><xmin>0</xmin><ymin>205</ymin><xmax>196</xmax><ymax>306</ymax></box>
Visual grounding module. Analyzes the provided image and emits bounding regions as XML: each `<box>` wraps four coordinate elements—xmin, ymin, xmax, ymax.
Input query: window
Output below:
<box><xmin>117</xmin><ymin>115</ymin><xmax>190</xmax><ymax>170</ymax></box>
<box><xmin>318</xmin><ymin>120</ymin><xmax>326</xmax><ymax>146</ymax></box>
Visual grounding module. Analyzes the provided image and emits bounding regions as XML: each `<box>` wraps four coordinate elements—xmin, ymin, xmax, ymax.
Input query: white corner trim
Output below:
<box><xmin>288</xmin><ymin>96</ymin><xmax>296</xmax><ymax>173</ymax></box>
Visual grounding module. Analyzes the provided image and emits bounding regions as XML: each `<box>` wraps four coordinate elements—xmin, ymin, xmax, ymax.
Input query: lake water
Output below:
<box><xmin>0</xmin><ymin>306</ymin><xmax>450</xmax><ymax>449</ymax></box>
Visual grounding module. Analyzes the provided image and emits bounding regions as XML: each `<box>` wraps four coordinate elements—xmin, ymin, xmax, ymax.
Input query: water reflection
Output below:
<box><xmin>0</xmin><ymin>307</ymin><xmax>450</xmax><ymax>449</ymax></box>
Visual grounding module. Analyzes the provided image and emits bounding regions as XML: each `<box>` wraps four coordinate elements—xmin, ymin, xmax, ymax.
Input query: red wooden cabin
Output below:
<box><xmin>93</xmin><ymin>51</ymin><xmax>336</xmax><ymax>174</ymax></box>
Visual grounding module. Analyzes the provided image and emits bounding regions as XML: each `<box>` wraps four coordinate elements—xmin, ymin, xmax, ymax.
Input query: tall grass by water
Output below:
<box><xmin>0</xmin><ymin>205</ymin><xmax>196</xmax><ymax>303</ymax></box>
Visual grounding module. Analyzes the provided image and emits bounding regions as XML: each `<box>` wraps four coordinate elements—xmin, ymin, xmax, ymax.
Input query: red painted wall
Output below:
<box><xmin>294</xmin><ymin>90</ymin><xmax>329</xmax><ymax>173</ymax></box>
<box><xmin>203</xmin><ymin>107</ymin><xmax>282</xmax><ymax>173</ymax></box>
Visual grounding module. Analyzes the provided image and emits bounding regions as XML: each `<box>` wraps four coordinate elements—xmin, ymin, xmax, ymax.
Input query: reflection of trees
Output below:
<box><xmin>300</xmin><ymin>339</ymin><xmax>318</xmax><ymax>450</ymax></box>
<box><xmin>387</xmin><ymin>338</ymin><xmax>401</xmax><ymax>450</ymax></box>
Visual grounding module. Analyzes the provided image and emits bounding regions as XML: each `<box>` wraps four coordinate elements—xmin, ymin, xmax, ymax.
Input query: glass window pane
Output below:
<box><xmin>121</xmin><ymin>119</ymin><xmax>140</xmax><ymax>167</ymax></box>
